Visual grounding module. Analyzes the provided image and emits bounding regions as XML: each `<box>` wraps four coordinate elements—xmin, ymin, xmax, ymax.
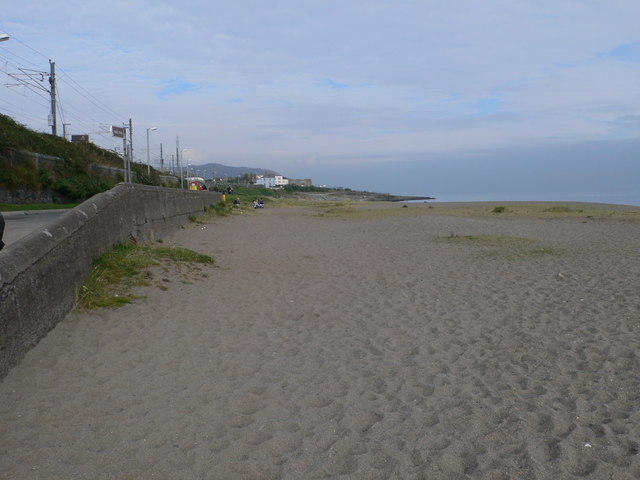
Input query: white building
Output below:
<box><xmin>256</xmin><ymin>174</ymin><xmax>289</xmax><ymax>188</ymax></box>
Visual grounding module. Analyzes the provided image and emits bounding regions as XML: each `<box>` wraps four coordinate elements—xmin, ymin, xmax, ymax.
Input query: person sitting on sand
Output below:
<box><xmin>233</xmin><ymin>197</ymin><xmax>241</xmax><ymax>207</ymax></box>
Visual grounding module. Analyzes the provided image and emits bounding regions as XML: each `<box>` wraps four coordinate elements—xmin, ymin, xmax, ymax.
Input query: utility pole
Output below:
<box><xmin>124</xmin><ymin>140</ymin><xmax>129</xmax><ymax>183</ymax></box>
<box><xmin>129</xmin><ymin>119</ymin><xmax>134</xmax><ymax>182</ymax></box>
<box><xmin>49</xmin><ymin>60</ymin><xmax>57</xmax><ymax>136</ymax></box>
<box><xmin>63</xmin><ymin>123</ymin><xmax>70</xmax><ymax>141</ymax></box>
<box><xmin>176</xmin><ymin>136</ymin><xmax>182</xmax><ymax>189</ymax></box>
<box><xmin>160</xmin><ymin>143</ymin><xmax>164</xmax><ymax>171</ymax></box>
<box><xmin>120</xmin><ymin>124</ymin><xmax>130</xmax><ymax>183</ymax></box>
<box><xmin>123</xmin><ymin>129</ymin><xmax>128</xmax><ymax>182</ymax></box>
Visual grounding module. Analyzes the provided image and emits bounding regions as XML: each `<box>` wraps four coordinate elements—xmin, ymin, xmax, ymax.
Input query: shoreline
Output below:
<box><xmin>292</xmin><ymin>189</ymin><xmax>640</xmax><ymax>208</ymax></box>
<box><xmin>295</xmin><ymin>191</ymin><xmax>434</xmax><ymax>202</ymax></box>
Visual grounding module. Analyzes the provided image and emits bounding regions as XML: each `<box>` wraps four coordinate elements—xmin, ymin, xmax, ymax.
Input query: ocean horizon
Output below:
<box><xmin>405</xmin><ymin>191</ymin><xmax>640</xmax><ymax>207</ymax></box>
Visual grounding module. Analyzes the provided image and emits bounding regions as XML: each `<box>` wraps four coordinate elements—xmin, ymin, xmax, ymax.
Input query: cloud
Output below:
<box><xmin>601</xmin><ymin>42</ymin><xmax>640</xmax><ymax>63</ymax></box>
<box><xmin>321</xmin><ymin>78</ymin><xmax>351</xmax><ymax>90</ymax></box>
<box><xmin>1</xmin><ymin>0</ymin><xmax>639</xmax><ymax>199</ymax></box>
<box><xmin>472</xmin><ymin>96</ymin><xmax>504</xmax><ymax>117</ymax></box>
<box><xmin>158</xmin><ymin>78</ymin><xmax>203</xmax><ymax>98</ymax></box>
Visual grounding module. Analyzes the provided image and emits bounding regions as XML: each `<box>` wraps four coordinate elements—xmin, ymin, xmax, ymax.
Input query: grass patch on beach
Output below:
<box><xmin>78</xmin><ymin>242</ymin><xmax>213</xmax><ymax>310</ymax></box>
<box><xmin>207</xmin><ymin>201</ymin><xmax>233</xmax><ymax>216</ymax></box>
<box><xmin>438</xmin><ymin>234</ymin><xmax>535</xmax><ymax>247</ymax></box>
<box><xmin>251</xmin><ymin>197</ymin><xmax>640</xmax><ymax>222</ymax></box>
<box><xmin>314</xmin><ymin>203</ymin><xmax>360</xmax><ymax>217</ymax></box>
<box><xmin>542</xmin><ymin>205</ymin><xmax>584</xmax><ymax>213</ymax></box>
<box><xmin>187</xmin><ymin>201</ymin><xmax>235</xmax><ymax>223</ymax></box>
<box><xmin>422</xmin><ymin>203</ymin><xmax>639</xmax><ymax>220</ymax></box>
<box><xmin>312</xmin><ymin>201</ymin><xmax>423</xmax><ymax>219</ymax></box>
<box><xmin>484</xmin><ymin>246</ymin><xmax>564</xmax><ymax>259</ymax></box>
<box><xmin>436</xmin><ymin>233</ymin><xmax>563</xmax><ymax>259</ymax></box>
<box><xmin>308</xmin><ymin>200</ymin><xmax>639</xmax><ymax>222</ymax></box>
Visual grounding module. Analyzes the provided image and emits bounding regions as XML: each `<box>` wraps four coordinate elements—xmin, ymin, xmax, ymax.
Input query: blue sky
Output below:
<box><xmin>1</xmin><ymin>1</ymin><xmax>639</xmax><ymax>200</ymax></box>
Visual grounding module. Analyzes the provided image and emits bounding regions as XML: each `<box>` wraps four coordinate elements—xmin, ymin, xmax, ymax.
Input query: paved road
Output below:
<box><xmin>1</xmin><ymin>210</ymin><xmax>70</xmax><ymax>248</ymax></box>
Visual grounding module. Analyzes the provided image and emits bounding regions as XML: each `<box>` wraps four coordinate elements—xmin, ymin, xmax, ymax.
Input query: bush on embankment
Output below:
<box><xmin>0</xmin><ymin>113</ymin><xmax>164</xmax><ymax>201</ymax></box>
<box><xmin>0</xmin><ymin>114</ymin><xmax>123</xmax><ymax>167</ymax></box>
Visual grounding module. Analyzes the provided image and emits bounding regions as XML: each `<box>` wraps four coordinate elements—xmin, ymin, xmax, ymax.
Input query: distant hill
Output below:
<box><xmin>188</xmin><ymin>163</ymin><xmax>280</xmax><ymax>179</ymax></box>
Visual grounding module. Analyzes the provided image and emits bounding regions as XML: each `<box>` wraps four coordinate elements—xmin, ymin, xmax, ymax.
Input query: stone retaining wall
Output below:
<box><xmin>0</xmin><ymin>183</ymin><xmax>222</xmax><ymax>378</ymax></box>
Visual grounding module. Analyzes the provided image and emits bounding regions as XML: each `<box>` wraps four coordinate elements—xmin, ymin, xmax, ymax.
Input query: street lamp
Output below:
<box><xmin>0</xmin><ymin>34</ymin><xmax>9</xmax><ymax>42</ymax></box>
<box><xmin>180</xmin><ymin>148</ymin><xmax>190</xmax><ymax>189</ymax></box>
<box><xmin>146</xmin><ymin>127</ymin><xmax>157</xmax><ymax>175</ymax></box>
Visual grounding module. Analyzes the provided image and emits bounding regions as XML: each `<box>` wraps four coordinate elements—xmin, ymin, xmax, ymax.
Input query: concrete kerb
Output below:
<box><xmin>0</xmin><ymin>183</ymin><xmax>223</xmax><ymax>379</ymax></box>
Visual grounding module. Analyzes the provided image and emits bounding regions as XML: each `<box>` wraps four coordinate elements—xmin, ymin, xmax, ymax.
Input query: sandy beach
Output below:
<box><xmin>1</xmin><ymin>202</ymin><xmax>639</xmax><ymax>479</ymax></box>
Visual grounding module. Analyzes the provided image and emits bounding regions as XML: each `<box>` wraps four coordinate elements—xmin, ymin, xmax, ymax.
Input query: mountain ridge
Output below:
<box><xmin>188</xmin><ymin>163</ymin><xmax>280</xmax><ymax>179</ymax></box>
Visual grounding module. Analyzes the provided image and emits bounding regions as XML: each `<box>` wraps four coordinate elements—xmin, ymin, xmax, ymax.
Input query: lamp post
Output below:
<box><xmin>180</xmin><ymin>148</ymin><xmax>190</xmax><ymax>189</ymax></box>
<box><xmin>146</xmin><ymin>127</ymin><xmax>157</xmax><ymax>175</ymax></box>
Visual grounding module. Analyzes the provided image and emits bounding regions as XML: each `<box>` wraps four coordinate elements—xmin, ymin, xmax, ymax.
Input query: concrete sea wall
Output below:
<box><xmin>0</xmin><ymin>183</ymin><xmax>222</xmax><ymax>378</ymax></box>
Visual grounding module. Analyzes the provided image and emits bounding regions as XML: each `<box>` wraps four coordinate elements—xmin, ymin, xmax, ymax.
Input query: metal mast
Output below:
<box><xmin>49</xmin><ymin>60</ymin><xmax>57</xmax><ymax>136</ymax></box>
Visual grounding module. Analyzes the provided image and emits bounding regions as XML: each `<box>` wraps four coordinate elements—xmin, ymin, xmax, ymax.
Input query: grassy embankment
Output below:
<box><xmin>0</xmin><ymin>113</ymin><xmax>162</xmax><ymax>203</ymax></box>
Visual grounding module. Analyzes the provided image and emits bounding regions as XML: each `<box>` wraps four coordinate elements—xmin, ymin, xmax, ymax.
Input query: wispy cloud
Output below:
<box><xmin>473</xmin><ymin>96</ymin><xmax>504</xmax><ymax>117</ymax></box>
<box><xmin>601</xmin><ymin>42</ymin><xmax>640</xmax><ymax>62</ymax></box>
<box><xmin>321</xmin><ymin>78</ymin><xmax>351</xmax><ymax>90</ymax></box>
<box><xmin>158</xmin><ymin>78</ymin><xmax>201</xmax><ymax>98</ymax></box>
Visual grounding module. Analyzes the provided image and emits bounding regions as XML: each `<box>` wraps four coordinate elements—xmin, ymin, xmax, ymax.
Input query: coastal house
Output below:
<box><xmin>256</xmin><ymin>174</ymin><xmax>289</xmax><ymax>188</ymax></box>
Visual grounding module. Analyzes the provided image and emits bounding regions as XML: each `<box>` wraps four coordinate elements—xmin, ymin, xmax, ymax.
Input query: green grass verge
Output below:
<box><xmin>78</xmin><ymin>242</ymin><xmax>213</xmax><ymax>310</ymax></box>
<box><xmin>0</xmin><ymin>203</ymin><xmax>78</xmax><ymax>211</ymax></box>
<box><xmin>231</xmin><ymin>185</ymin><xmax>279</xmax><ymax>197</ymax></box>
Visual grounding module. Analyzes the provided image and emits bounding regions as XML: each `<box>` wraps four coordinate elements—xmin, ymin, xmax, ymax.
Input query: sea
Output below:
<box><xmin>408</xmin><ymin>192</ymin><xmax>640</xmax><ymax>207</ymax></box>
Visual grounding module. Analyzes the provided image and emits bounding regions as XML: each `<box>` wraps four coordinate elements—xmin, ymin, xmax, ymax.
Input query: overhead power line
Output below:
<box><xmin>56</xmin><ymin>70</ymin><xmax>125</xmax><ymax>121</ymax></box>
<box><xmin>0</xmin><ymin>29</ymin><xmax>129</xmax><ymax>144</ymax></box>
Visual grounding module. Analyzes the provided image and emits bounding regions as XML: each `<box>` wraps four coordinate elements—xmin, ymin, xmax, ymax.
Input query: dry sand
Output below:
<box><xmin>1</xmin><ymin>202</ymin><xmax>640</xmax><ymax>479</ymax></box>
